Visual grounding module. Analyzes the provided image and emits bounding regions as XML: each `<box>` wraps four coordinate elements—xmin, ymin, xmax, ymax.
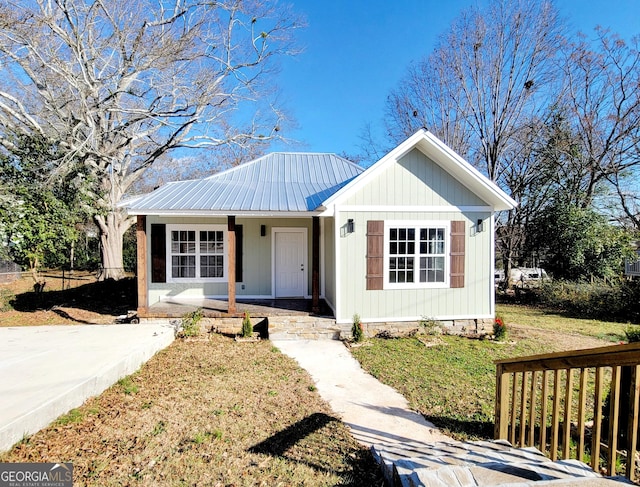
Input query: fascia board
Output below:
<box><xmin>125</xmin><ymin>209</ymin><xmax>322</xmax><ymax>218</ymax></box>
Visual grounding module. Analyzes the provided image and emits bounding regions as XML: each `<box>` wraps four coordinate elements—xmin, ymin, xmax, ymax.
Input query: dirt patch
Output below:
<box><xmin>0</xmin><ymin>335</ymin><xmax>383</xmax><ymax>486</ymax></box>
<box><xmin>508</xmin><ymin>322</ymin><xmax>616</xmax><ymax>352</ymax></box>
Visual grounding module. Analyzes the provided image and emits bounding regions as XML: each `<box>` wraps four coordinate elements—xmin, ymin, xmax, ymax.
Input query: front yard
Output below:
<box><xmin>351</xmin><ymin>304</ymin><xmax>631</xmax><ymax>440</ymax></box>
<box><xmin>0</xmin><ymin>336</ymin><xmax>383</xmax><ymax>486</ymax></box>
<box><xmin>1</xmin><ymin>272</ymin><xmax>634</xmax><ymax>484</ymax></box>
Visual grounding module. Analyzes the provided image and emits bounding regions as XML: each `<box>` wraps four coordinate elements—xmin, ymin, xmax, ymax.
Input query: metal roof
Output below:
<box><xmin>127</xmin><ymin>152</ymin><xmax>364</xmax><ymax>214</ymax></box>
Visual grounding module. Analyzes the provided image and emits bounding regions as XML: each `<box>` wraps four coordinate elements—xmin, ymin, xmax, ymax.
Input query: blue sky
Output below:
<box><xmin>274</xmin><ymin>0</ymin><xmax>640</xmax><ymax>157</ymax></box>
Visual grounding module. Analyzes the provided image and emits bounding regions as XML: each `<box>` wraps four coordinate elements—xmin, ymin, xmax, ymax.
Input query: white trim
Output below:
<box><xmin>335</xmin><ymin>205</ymin><xmax>493</xmax><ymax>213</ymax></box>
<box><xmin>335</xmin><ymin>314</ymin><xmax>495</xmax><ymax>325</ymax></box>
<box><xmin>383</xmin><ymin>220</ymin><xmax>451</xmax><ymax>289</ymax></box>
<box><xmin>334</xmin><ymin>209</ymin><xmax>342</xmax><ymax>321</ymax></box>
<box><xmin>271</xmin><ymin>227</ymin><xmax>308</xmax><ymax>298</ymax></box>
<box><xmin>490</xmin><ymin>214</ymin><xmax>496</xmax><ymax>318</ymax></box>
<box><xmin>128</xmin><ymin>209</ymin><xmax>322</xmax><ymax>218</ymax></box>
<box><xmin>165</xmin><ymin>224</ymin><xmax>228</xmax><ymax>283</ymax></box>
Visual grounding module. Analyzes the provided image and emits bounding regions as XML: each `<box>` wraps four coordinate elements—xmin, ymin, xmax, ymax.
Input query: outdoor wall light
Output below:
<box><xmin>477</xmin><ymin>218</ymin><xmax>484</xmax><ymax>232</ymax></box>
<box><xmin>260</xmin><ymin>224</ymin><xmax>266</xmax><ymax>237</ymax></box>
<box><xmin>347</xmin><ymin>219</ymin><xmax>355</xmax><ymax>234</ymax></box>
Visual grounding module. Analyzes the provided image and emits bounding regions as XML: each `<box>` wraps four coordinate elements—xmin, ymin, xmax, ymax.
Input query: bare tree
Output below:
<box><xmin>559</xmin><ymin>28</ymin><xmax>640</xmax><ymax>211</ymax></box>
<box><xmin>385</xmin><ymin>0</ymin><xmax>563</xmax><ymax>183</ymax></box>
<box><xmin>384</xmin><ymin>0</ymin><xmax>564</xmax><ymax>280</ymax></box>
<box><xmin>0</xmin><ymin>0</ymin><xmax>302</xmax><ymax>279</ymax></box>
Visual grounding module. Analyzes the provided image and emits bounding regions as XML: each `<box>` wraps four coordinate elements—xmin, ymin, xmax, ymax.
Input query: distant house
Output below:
<box><xmin>126</xmin><ymin>130</ymin><xmax>516</xmax><ymax>327</ymax></box>
<box><xmin>626</xmin><ymin>248</ymin><xmax>640</xmax><ymax>278</ymax></box>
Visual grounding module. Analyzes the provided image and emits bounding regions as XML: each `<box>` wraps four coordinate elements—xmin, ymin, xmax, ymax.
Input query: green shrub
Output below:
<box><xmin>181</xmin><ymin>308</ymin><xmax>203</xmax><ymax>337</ymax></box>
<box><xmin>419</xmin><ymin>316</ymin><xmax>442</xmax><ymax>335</ymax></box>
<box><xmin>241</xmin><ymin>312</ymin><xmax>253</xmax><ymax>338</ymax></box>
<box><xmin>352</xmin><ymin>313</ymin><xmax>364</xmax><ymax>342</ymax></box>
<box><xmin>533</xmin><ymin>280</ymin><xmax>640</xmax><ymax>323</ymax></box>
<box><xmin>625</xmin><ymin>326</ymin><xmax>640</xmax><ymax>343</ymax></box>
<box><xmin>493</xmin><ymin>316</ymin><xmax>507</xmax><ymax>341</ymax></box>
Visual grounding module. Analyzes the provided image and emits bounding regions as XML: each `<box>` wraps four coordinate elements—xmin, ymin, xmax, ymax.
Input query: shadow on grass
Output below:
<box><xmin>249</xmin><ymin>412</ymin><xmax>383</xmax><ymax>485</ymax></box>
<box><xmin>10</xmin><ymin>278</ymin><xmax>137</xmax><ymax>318</ymax></box>
<box><xmin>425</xmin><ymin>414</ymin><xmax>494</xmax><ymax>441</ymax></box>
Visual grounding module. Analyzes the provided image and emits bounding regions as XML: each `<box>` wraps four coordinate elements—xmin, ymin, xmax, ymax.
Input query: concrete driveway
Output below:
<box><xmin>0</xmin><ymin>324</ymin><xmax>175</xmax><ymax>452</ymax></box>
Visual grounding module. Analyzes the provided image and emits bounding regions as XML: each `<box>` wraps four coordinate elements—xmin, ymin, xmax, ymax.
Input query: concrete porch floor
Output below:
<box><xmin>140</xmin><ymin>298</ymin><xmax>334</xmax><ymax>319</ymax></box>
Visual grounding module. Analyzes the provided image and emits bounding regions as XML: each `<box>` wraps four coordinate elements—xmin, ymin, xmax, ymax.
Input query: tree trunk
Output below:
<box><xmin>95</xmin><ymin>210</ymin><xmax>133</xmax><ymax>281</ymax></box>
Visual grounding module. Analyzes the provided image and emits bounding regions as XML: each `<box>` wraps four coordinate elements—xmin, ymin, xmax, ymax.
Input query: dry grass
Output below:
<box><xmin>0</xmin><ymin>336</ymin><xmax>382</xmax><ymax>486</ymax></box>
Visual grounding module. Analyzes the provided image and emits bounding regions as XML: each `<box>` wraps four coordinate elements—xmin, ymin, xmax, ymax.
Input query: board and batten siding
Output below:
<box><xmin>342</xmin><ymin>148</ymin><xmax>487</xmax><ymax>207</ymax></box>
<box><xmin>336</xmin><ymin>210</ymin><xmax>492</xmax><ymax>323</ymax></box>
<box><xmin>145</xmin><ymin>216</ymin><xmax>314</xmax><ymax>303</ymax></box>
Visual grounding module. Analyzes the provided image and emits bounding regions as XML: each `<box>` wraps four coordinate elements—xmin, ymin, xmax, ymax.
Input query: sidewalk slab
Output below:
<box><xmin>272</xmin><ymin>339</ymin><xmax>450</xmax><ymax>447</ymax></box>
<box><xmin>0</xmin><ymin>324</ymin><xmax>175</xmax><ymax>452</ymax></box>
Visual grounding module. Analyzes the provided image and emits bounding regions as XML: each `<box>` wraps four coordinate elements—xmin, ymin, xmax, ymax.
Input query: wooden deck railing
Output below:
<box><xmin>495</xmin><ymin>342</ymin><xmax>640</xmax><ymax>481</ymax></box>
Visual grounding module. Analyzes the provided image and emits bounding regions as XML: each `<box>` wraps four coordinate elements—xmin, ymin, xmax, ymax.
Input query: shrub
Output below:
<box><xmin>625</xmin><ymin>326</ymin><xmax>640</xmax><ymax>343</ymax></box>
<box><xmin>352</xmin><ymin>313</ymin><xmax>364</xmax><ymax>342</ymax></box>
<box><xmin>493</xmin><ymin>316</ymin><xmax>507</xmax><ymax>341</ymax></box>
<box><xmin>533</xmin><ymin>280</ymin><xmax>640</xmax><ymax>323</ymax></box>
<box><xmin>419</xmin><ymin>316</ymin><xmax>442</xmax><ymax>336</ymax></box>
<box><xmin>181</xmin><ymin>308</ymin><xmax>203</xmax><ymax>337</ymax></box>
<box><xmin>241</xmin><ymin>312</ymin><xmax>253</xmax><ymax>338</ymax></box>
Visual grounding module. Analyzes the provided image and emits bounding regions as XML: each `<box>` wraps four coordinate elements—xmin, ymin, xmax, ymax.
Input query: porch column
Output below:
<box><xmin>136</xmin><ymin>215</ymin><xmax>148</xmax><ymax>316</ymax></box>
<box><xmin>228</xmin><ymin>216</ymin><xmax>237</xmax><ymax>314</ymax></box>
<box><xmin>312</xmin><ymin>216</ymin><xmax>320</xmax><ymax>313</ymax></box>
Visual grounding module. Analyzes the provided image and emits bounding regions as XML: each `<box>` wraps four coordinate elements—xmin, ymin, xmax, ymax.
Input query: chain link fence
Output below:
<box><xmin>0</xmin><ymin>260</ymin><xmax>21</xmax><ymax>284</ymax></box>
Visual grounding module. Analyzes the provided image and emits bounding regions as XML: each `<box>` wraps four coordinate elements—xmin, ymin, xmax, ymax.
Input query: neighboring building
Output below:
<box><xmin>126</xmin><ymin>130</ymin><xmax>516</xmax><ymax>327</ymax></box>
<box><xmin>626</xmin><ymin>248</ymin><xmax>640</xmax><ymax>278</ymax></box>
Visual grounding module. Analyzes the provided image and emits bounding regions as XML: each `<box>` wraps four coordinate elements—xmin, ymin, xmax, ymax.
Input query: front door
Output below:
<box><xmin>274</xmin><ymin>229</ymin><xmax>307</xmax><ymax>297</ymax></box>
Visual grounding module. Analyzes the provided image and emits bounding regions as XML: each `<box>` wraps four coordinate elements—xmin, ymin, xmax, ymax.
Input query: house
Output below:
<box><xmin>126</xmin><ymin>130</ymin><xmax>516</xmax><ymax>331</ymax></box>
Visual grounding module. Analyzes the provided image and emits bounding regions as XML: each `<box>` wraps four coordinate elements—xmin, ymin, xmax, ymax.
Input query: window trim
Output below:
<box><xmin>383</xmin><ymin>220</ymin><xmax>450</xmax><ymax>289</ymax></box>
<box><xmin>165</xmin><ymin>224</ymin><xmax>228</xmax><ymax>283</ymax></box>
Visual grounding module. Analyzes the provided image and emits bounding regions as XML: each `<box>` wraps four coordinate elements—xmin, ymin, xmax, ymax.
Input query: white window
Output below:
<box><xmin>167</xmin><ymin>225</ymin><xmax>227</xmax><ymax>281</ymax></box>
<box><xmin>385</xmin><ymin>221</ymin><xmax>449</xmax><ymax>288</ymax></box>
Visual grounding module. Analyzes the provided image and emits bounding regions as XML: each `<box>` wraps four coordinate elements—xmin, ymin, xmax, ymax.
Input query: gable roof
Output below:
<box><xmin>126</xmin><ymin>153</ymin><xmax>364</xmax><ymax>216</ymax></box>
<box><xmin>322</xmin><ymin>129</ymin><xmax>517</xmax><ymax>212</ymax></box>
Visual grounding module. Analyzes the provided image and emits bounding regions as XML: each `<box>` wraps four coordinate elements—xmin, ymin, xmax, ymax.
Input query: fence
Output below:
<box><xmin>495</xmin><ymin>342</ymin><xmax>640</xmax><ymax>481</ymax></box>
<box><xmin>0</xmin><ymin>260</ymin><xmax>21</xmax><ymax>284</ymax></box>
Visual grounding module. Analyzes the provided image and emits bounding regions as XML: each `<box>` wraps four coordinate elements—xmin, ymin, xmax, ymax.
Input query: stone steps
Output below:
<box><xmin>371</xmin><ymin>440</ymin><xmax>632</xmax><ymax>487</ymax></box>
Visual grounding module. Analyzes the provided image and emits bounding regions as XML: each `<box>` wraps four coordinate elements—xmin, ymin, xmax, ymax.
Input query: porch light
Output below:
<box><xmin>260</xmin><ymin>224</ymin><xmax>266</xmax><ymax>237</ymax></box>
<box><xmin>477</xmin><ymin>218</ymin><xmax>484</xmax><ymax>232</ymax></box>
<box><xmin>347</xmin><ymin>219</ymin><xmax>355</xmax><ymax>233</ymax></box>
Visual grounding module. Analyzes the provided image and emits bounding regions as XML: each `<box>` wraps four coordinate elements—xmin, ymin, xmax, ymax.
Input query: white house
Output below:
<box><xmin>126</xmin><ymin>130</ymin><xmax>516</xmax><ymax>329</ymax></box>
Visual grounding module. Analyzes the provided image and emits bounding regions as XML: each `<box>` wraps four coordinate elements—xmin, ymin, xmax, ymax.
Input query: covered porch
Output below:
<box><xmin>138</xmin><ymin>297</ymin><xmax>334</xmax><ymax>319</ymax></box>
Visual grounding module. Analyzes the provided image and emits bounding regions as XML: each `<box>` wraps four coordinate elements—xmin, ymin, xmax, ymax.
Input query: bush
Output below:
<box><xmin>181</xmin><ymin>308</ymin><xmax>203</xmax><ymax>337</ymax></box>
<box><xmin>352</xmin><ymin>314</ymin><xmax>364</xmax><ymax>342</ymax></box>
<box><xmin>533</xmin><ymin>279</ymin><xmax>640</xmax><ymax>323</ymax></box>
<box><xmin>493</xmin><ymin>316</ymin><xmax>507</xmax><ymax>341</ymax></box>
<box><xmin>241</xmin><ymin>312</ymin><xmax>253</xmax><ymax>338</ymax></box>
<box><xmin>625</xmin><ymin>326</ymin><xmax>640</xmax><ymax>343</ymax></box>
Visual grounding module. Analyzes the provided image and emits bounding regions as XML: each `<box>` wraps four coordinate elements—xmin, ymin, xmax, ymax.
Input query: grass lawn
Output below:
<box><xmin>351</xmin><ymin>303</ymin><xmax>631</xmax><ymax>441</ymax></box>
<box><xmin>0</xmin><ymin>336</ymin><xmax>383</xmax><ymax>486</ymax></box>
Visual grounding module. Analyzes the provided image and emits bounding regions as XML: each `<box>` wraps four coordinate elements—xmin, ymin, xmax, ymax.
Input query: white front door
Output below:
<box><xmin>273</xmin><ymin>229</ymin><xmax>307</xmax><ymax>297</ymax></box>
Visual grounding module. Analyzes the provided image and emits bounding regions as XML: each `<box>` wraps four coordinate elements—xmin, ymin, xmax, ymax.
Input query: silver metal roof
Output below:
<box><xmin>127</xmin><ymin>152</ymin><xmax>364</xmax><ymax>214</ymax></box>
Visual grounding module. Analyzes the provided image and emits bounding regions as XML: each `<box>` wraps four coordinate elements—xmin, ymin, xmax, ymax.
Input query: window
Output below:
<box><xmin>168</xmin><ymin>225</ymin><xmax>226</xmax><ymax>281</ymax></box>
<box><xmin>385</xmin><ymin>222</ymin><xmax>448</xmax><ymax>288</ymax></box>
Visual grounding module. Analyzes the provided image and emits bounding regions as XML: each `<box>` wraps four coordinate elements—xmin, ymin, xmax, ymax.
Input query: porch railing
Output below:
<box><xmin>495</xmin><ymin>342</ymin><xmax>640</xmax><ymax>481</ymax></box>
